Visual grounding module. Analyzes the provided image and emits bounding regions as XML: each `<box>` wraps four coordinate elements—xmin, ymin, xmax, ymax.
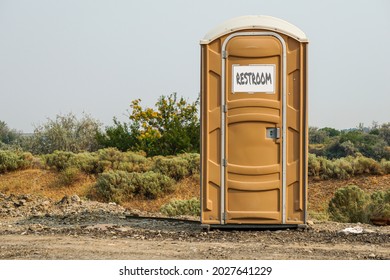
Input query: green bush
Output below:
<box><xmin>308</xmin><ymin>153</ymin><xmax>321</xmax><ymax>178</ymax></box>
<box><xmin>352</xmin><ymin>156</ymin><xmax>383</xmax><ymax>175</ymax></box>
<box><xmin>0</xmin><ymin>150</ymin><xmax>33</xmax><ymax>173</ymax></box>
<box><xmin>328</xmin><ymin>186</ymin><xmax>390</xmax><ymax>223</ymax></box>
<box><xmin>153</xmin><ymin>156</ymin><xmax>191</xmax><ymax>180</ymax></box>
<box><xmin>56</xmin><ymin>166</ymin><xmax>83</xmax><ymax>186</ymax></box>
<box><xmin>72</xmin><ymin>152</ymin><xmax>101</xmax><ymax>174</ymax></box>
<box><xmin>44</xmin><ymin>150</ymin><xmax>100</xmax><ymax>173</ymax></box>
<box><xmin>334</xmin><ymin>157</ymin><xmax>354</xmax><ymax>179</ymax></box>
<box><xmin>93</xmin><ymin>170</ymin><xmax>175</xmax><ymax>202</ymax></box>
<box><xmin>178</xmin><ymin>153</ymin><xmax>200</xmax><ymax>175</ymax></box>
<box><xmin>123</xmin><ymin>151</ymin><xmax>148</xmax><ymax>164</ymax></box>
<box><xmin>96</xmin><ymin>148</ymin><xmax>125</xmax><ymax>171</ymax></box>
<box><xmin>160</xmin><ymin>198</ymin><xmax>200</xmax><ymax>217</ymax></box>
<box><xmin>308</xmin><ymin>154</ymin><xmax>389</xmax><ymax>180</ymax></box>
<box><xmin>308</xmin><ymin>124</ymin><xmax>390</xmax><ymax>161</ymax></box>
<box><xmin>44</xmin><ymin>148</ymin><xmax>153</xmax><ymax>175</ymax></box>
<box><xmin>19</xmin><ymin>152</ymin><xmax>34</xmax><ymax>169</ymax></box>
<box><xmin>94</xmin><ymin>148</ymin><xmax>151</xmax><ymax>173</ymax></box>
<box><xmin>120</xmin><ymin>151</ymin><xmax>151</xmax><ymax>172</ymax></box>
<box><xmin>96</xmin><ymin>118</ymin><xmax>137</xmax><ymax>152</ymax></box>
<box><xmin>94</xmin><ymin>170</ymin><xmax>137</xmax><ymax>203</ymax></box>
<box><xmin>380</xmin><ymin>159</ymin><xmax>390</xmax><ymax>174</ymax></box>
<box><xmin>328</xmin><ymin>185</ymin><xmax>370</xmax><ymax>223</ymax></box>
<box><xmin>44</xmin><ymin>150</ymin><xmax>76</xmax><ymax>171</ymax></box>
<box><xmin>368</xmin><ymin>189</ymin><xmax>390</xmax><ymax>219</ymax></box>
<box><xmin>133</xmin><ymin>171</ymin><xmax>175</xmax><ymax>199</ymax></box>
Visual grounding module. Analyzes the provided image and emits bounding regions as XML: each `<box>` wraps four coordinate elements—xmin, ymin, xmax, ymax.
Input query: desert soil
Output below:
<box><xmin>1</xmin><ymin>192</ymin><xmax>389</xmax><ymax>260</ymax></box>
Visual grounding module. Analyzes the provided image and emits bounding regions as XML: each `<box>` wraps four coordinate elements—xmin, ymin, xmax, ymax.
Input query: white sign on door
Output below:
<box><xmin>232</xmin><ymin>65</ymin><xmax>275</xmax><ymax>93</ymax></box>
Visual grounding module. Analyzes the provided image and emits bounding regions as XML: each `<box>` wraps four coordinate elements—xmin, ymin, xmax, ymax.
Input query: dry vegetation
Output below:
<box><xmin>0</xmin><ymin>149</ymin><xmax>201</xmax><ymax>216</ymax></box>
<box><xmin>1</xmin><ymin>148</ymin><xmax>390</xmax><ymax>222</ymax></box>
<box><xmin>0</xmin><ymin>168</ymin><xmax>200</xmax><ymax>213</ymax></box>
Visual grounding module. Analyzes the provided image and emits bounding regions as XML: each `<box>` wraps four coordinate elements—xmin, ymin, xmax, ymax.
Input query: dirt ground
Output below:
<box><xmin>0</xmin><ymin>192</ymin><xmax>389</xmax><ymax>260</ymax></box>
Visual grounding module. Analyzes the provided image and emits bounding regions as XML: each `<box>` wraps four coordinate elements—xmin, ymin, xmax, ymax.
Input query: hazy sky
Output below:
<box><xmin>0</xmin><ymin>0</ymin><xmax>389</xmax><ymax>132</ymax></box>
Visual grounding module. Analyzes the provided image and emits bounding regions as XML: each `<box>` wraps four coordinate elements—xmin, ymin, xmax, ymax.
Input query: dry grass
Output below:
<box><xmin>122</xmin><ymin>175</ymin><xmax>200</xmax><ymax>212</ymax></box>
<box><xmin>0</xmin><ymin>169</ymin><xmax>199</xmax><ymax>211</ymax></box>
<box><xmin>2</xmin><ymin>168</ymin><xmax>389</xmax><ymax>216</ymax></box>
<box><xmin>0</xmin><ymin>169</ymin><xmax>95</xmax><ymax>201</ymax></box>
<box><xmin>308</xmin><ymin>174</ymin><xmax>390</xmax><ymax>213</ymax></box>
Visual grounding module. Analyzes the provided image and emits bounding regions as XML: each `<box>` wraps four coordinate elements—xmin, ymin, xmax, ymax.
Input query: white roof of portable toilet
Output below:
<box><xmin>200</xmin><ymin>15</ymin><xmax>308</xmax><ymax>44</ymax></box>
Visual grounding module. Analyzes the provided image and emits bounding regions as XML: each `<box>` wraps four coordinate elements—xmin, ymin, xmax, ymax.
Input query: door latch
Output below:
<box><xmin>266</xmin><ymin>127</ymin><xmax>280</xmax><ymax>139</ymax></box>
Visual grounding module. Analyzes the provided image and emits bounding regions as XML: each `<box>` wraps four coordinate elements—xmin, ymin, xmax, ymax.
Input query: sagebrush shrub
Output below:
<box><xmin>153</xmin><ymin>156</ymin><xmax>190</xmax><ymax>180</ymax></box>
<box><xmin>133</xmin><ymin>171</ymin><xmax>175</xmax><ymax>199</ymax></box>
<box><xmin>72</xmin><ymin>152</ymin><xmax>100</xmax><ymax>174</ymax></box>
<box><xmin>328</xmin><ymin>185</ymin><xmax>370</xmax><ymax>223</ymax></box>
<box><xmin>0</xmin><ymin>150</ymin><xmax>20</xmax><ymax>173</ymax></box>
<box><xmin>97</xmin><ymin>160</ymin><xmax>112</xmax><ymax>172</ymax></box>
<box><xmin>160</xmin><ymin>198</ymin><xmax>200</xmax><ymax>217</ymax></box>
<box><xmin>368</xmin><ymin>189</ymin><xmax>390</xmax><ymax>219</ymax></box>
<box><xmin>123</xmin><ymin>151</ymin><xmax>148</xmax><ymax>164</ymax></box>
<box><xmin>93</xmin><ymin>148</ymin><xmax>151</xmax><ymax>173</ymax></box>
<box><xmin>0</xmin><ymin>150</ymin><xmax>33</xmax><ymax>173</ymax></box>
<box><xmin>308</xmin><ymin>153</ymin><xmax>388</xmax><ymax>180</ymax></box>
<box><xmin>56</xmin><ymin>166</ymin><xmax>83</xmax><ymax>186</ymax></box>
<box><xmin>178</xmin><ymin>153</ymin><xmax>200</xmax><ymax>175</ymax></box>
<box><xmin>44</xmin><ymin>150</ymin><xmax>76</xmax><ymax>171</ymax></box>
<box><xmin>308</xmin><ymin>153</ymin><xmax>321</xmax><ymax>178</ymax></box>
<box><xmin>380</xmin><ymin>159</ymin><xmax>390</xmax><ymax>174</ymax></box>
<box><xmin>120</xmin><ymin>151</ymin><xmax>152</xmax><ymax>172</ymax></box>
<box><xmin>19</xmin><ymin>152</ymin><xmax>34</xmax><ymax>169</ymax></box>
<box><xmin>353</xmin><ymin>156</ymin><xmax>383</xmax><ymax>175</ymax></box>
<box><xmin>334</xmin><ymin>158</ymin><xmax>353</xmax><ymax>179</ymax></box>
<box><xmin>94</xmin><ymin>170</ymin><xmax>137</xmax><ymax>203</ymax></box>
<box><xmin>93</xmin><ymin>170</ymin><xmax>174</xmax><ymax>202</ymax></box>
<box><xmin>96</xmin><ymin>148</ymin><xmax>125</xmax><ymax>170</ymax></box>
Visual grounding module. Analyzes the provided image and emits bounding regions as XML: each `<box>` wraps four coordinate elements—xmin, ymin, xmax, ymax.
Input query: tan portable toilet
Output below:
<box><xmin>200</xmin><ymin>15</ymin><xmax>308</xmax><ymax>229</ymax></box>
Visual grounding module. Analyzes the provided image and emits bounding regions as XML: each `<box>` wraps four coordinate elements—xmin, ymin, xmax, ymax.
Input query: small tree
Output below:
<box><xmin>96</xmin><ymin>118</ymin><xmax>137</xmax><ymax>152</ymax></box>
<box><xmin>99</xmin><ymin>93</ymin><xmax>200</xmax><ymax>156</ymax></box>
<box><xmin>309</xmin><ymin>127</ymin><xmax>328</xmax><ymax>144</ymax></box>
<box><xmin>379</xmin><ymin>122</ymin><xmax>390</xmax><ymax>145</ymax></box>
<box><xmin>0</xmin><ymin>121</ymin><xmax>20</xmax><ymax>145</ymax></box>
<box><xmin>31</xmin><ymin>113</ymin><xmax>102</xmax><ymax>154</ymax></box>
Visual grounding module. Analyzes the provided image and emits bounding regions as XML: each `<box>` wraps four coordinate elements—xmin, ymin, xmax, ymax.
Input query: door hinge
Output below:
<box><xmin>222</xmin><ymin>158</ymin><xmax>227</xmax><ymax>167</ymax></box>
<box><xmin>222</xmin><ymin>50</ymin><xmax>228</xmax><ymax>59</ymax></box>
<box><xmin>222</xmin><ymin>104</ymin><xmax>227</xmax><ymax>113</ymax></box>
<box><xmin>223</xmin><ymin>212</ymin><xmax>227</xmax><ymax>220</ymax></box>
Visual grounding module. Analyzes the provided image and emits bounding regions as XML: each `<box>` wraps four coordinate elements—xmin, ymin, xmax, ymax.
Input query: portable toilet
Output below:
<box><xmin>200</xmin><ymin>15</ymin><xmax>308</xmax><ymax>229</ymax></box>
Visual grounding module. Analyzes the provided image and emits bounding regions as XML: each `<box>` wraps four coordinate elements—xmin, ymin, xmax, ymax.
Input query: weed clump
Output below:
<box><xmin>160</xmin><ymin>198</ymin><xmax>200</xmax><ymax>217</ymax></box>
<box><xmin>153</xmin><ymin>156</ymin><xmax>190</xmax><ymax>181</ymax></box>
<box><xmin>73</xmin><ymin>152</ymin><xmax>100</xmax><ymax>174</ymax></box>
<box><xmin>56</xmin><ymin>166</ymin><xmax>83</xmax><ymax>186</ymax></box>
<box><xmin>308</xmin><ymin>154</ymin><xmax>390</xmax><ymax>180</ymax></box>
<box><xmin>94</xmin><ymin>170</ymin><xmax>137</xmax><ymax>203</ymax></box>
<box><xmin>328</xmin><ymin>185</ymin><xmax>370</xmax><ymax>223</ymax></box>
<box><xmin>328</xmin><ymin>185</ymin><xmax>390</xmax><ymax>224</ymax></box>
<box><xmin>0</xmin><ymin>150</ymin><xmax>33</xmax><ymax>173</ymax></box>
<box><xmin>44</xmin><ymin>151</ymin><xmax>76</xmax><ymax>171</ymax></box>
<box><xmin>93</xmin><ymin>170</ymin><xmax>175</xmax><ymax>203</ymax></box>
<box><xmin>368</xmin><ymin>189</ymin><xmax>390</xmax><ymax>219</ymax></box>
<box><xmin>177</xmin><ymin>153</ymin><xmax>200</xmax><ymax>175</ymax></box>
<box><xmin>133</xmin><ymin>171</ymin><xmax>175</xmax><ymax>199</ymax></box>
